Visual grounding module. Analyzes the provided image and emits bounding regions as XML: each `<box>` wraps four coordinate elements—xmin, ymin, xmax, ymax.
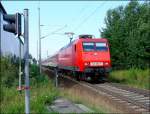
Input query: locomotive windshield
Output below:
<box><xmin>83</xmin><ymin>42</ymin><xmax>95</xmax><ymax>51</ymax></box>
<box><xmin>83</xmin><ymin>42</ymin><xmax>108</xmax><ymax>51</ymax></box>
<box><xmin>95</xmin><ymin>42</ymin><xmax>108</xmax><ymax>51</ymax></box>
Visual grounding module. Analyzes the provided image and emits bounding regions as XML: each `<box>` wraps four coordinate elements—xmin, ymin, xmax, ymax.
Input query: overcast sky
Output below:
<box><xmin>2</xmin><ymin>1</ymin><xmax>130</xmax><ymax>60</ymax></box>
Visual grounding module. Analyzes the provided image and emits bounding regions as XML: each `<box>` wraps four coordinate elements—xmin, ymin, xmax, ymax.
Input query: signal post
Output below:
<box><xmin>24</xmin><ymin>9</ymin><xmax>30</xmax><ymax>114</ymax></box>
<box><xmin>3</xmin><ymin>9</ymin><xmax>30</xmax><ymax>114</ymax></box>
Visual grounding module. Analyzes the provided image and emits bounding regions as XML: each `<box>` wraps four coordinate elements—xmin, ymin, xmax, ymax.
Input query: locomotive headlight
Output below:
<box><xmin>84</xmin><ymin>62</ymin><xmax>89</xmax><ymax>66</ymax></box>
<box><xmin>104</xmin><ymin>62</ymin><xmax>109</xmax><ymax>66</ymax></box>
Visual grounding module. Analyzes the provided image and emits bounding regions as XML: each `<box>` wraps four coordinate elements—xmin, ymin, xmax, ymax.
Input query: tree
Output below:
<box><xmin>101</xmin><ymin>1</ymin><xmax>150</xmax><ymax>69</ymax></box>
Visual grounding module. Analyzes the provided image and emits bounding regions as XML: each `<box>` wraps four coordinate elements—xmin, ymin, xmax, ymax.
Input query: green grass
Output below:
<box><xmin>60</xmin><ymin>89</ymin><xmax>106</xmax><ymax>113</ymax></box>
<box><xmin>0</xmin><ymin>57</ymin><xmax>59</xmax><ymax>113</ymax></box>
<box><xmin>109</xmin><ymin>68</ymin><xmax>150</xmax><ymax>90</ymax></box>
<box><xmin>1</xmin><ymin>79</ymin><xmax>59</xmax><ymax>113</ymax></box>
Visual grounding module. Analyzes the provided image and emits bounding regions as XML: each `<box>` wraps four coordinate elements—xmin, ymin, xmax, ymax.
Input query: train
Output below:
<box><xmin>42</xmin><ymin>34</ymin><xmax>111</xmax><ymax>81</ymax></box>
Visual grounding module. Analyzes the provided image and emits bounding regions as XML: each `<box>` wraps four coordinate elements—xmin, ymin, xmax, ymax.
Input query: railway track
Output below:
<box><xmin>64</xmin><ymin>77</ymin><xmax>150</xmax><ymax>113</ymax></box>
<box><xmin>43</xmin><ymin>67</ymin><xmax>150</xmax><ymax>113</ymax></box>
<box><xmin>90</xmin><ymin>83</ymin><xmax>150</xmax><ymax>113</ymax></box>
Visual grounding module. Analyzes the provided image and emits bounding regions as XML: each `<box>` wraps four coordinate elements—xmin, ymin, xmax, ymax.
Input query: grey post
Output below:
<box><xmin>24</xmin><ymin>9</ymin><xmax>30</xmax><ymax>114</ymax></box>
<box><xmin>55</xmin><ymin>68</ymin><xmax>58</xmax><ymax>87</ymax></box>
<box><xmin>37</xmin><ymin>40</ymin><xmax>38</xmax><ymax>64</ymax></box>
<box><xmin>38</xmin><ymin>7</ymin><xmax>41</xmax><ymax>74</ymax></box>
<box><xmin>18</xmin><ymin>39</ymin><xmax>22</xmax><ymax>92</ymax></box>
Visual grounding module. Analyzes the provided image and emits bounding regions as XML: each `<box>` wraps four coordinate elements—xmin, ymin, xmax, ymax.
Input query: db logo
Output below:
<box><xmin>94</xmin><ymin>53</ymin><xmax>97</xmax><ymax>56</ymax></box>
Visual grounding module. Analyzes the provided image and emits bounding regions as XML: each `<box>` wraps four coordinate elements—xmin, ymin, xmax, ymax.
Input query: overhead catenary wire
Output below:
<box><xmin>51</xmin><ymin>25</ymin><xmax>67</xmax><ymax>34</ymax></box>
<box><xmin>40</xmin><ymin>25</ymin><xmax>67</xmax><ymax>39</ymax></box>
<box><xmin>66</xmin><ymin>3</ymin><xmax>92</xmax><ymax>35</ymax></box>
<box><xmin>69</xmin><ymin>4</ymin><xmax>89</xmax><ymax>27</ymax></box>
<box><xmin>73</xmin><ymin>1</ymin><xmax>106</xmax><ymax>32</ymax></box>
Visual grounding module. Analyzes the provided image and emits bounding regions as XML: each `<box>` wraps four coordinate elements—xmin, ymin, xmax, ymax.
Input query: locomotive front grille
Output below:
<box><xmin>90</xmin><ymin>62</ymin><xmax>103</xmax><ymax>66</ymax></box>
<box><xmin>84</xmin><ymin>67</ymin><xmax>111</xmax><ymax>73</ymax></box>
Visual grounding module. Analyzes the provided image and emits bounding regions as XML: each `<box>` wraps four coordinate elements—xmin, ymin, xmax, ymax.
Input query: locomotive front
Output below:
<box><xmin>76</xmin><ymin>35</ymin><xmax>111</xmax><ymax>81</ymax></box>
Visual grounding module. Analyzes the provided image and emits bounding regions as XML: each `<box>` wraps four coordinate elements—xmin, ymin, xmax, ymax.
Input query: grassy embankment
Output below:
<box><xmin>0</xmin><ymin>57</ymin><xmax>58</xmax><ymax>113</ymax></box>
<box><xmin>109</xmin><ymin>68</ymin><xmax>150</xmax><ymax>90</ymax></box>
<box><xmin>60</xmin><ymin>90</ymin><xmax>106</xmax><ymax>113</ymax></box>
<box><xmin>0</xmin><ymin>57</ymin><xmax>104</xmax><ymax>113</ymax></box>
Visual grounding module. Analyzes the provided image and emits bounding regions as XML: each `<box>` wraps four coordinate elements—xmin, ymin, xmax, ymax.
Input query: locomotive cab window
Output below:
<box><xmin>96</xmin><ymin>42</ymin><xmax>108</xmax><ymax>51</ymax></box>
<box><xmin>83</xmin><ymin>42</ymin><xmax>108</xmax><ymax>51</ymax></box>
<box><xmin>83</xmin><ymin>42</ymin><xmax>95</xmax><ymax>51</ymax></box>
<box><xmin>74</xmin><ymin>45</ymin><xmax>76</xmax><ymax>52</ymax></box>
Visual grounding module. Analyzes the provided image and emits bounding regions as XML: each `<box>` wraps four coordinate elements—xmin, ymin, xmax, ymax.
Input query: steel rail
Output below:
<box><xmin>43</xmin><ymin>67</ymin><xmax>150</xmax><ymax>113</ymax></box>
<box><xmin>92</xmin><ymin>83</ymin><xmax>150</xmax><ymax>112</ymax></box>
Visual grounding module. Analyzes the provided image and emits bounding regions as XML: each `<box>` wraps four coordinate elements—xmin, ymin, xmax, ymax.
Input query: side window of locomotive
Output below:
<box><xmin>83</xmin><ymin>42</ymin><xmax>95</xmax><ymax>51</ymax></box>
<box><xmin>74</xmin><ymin>45</ymin><xmax>76</xmax><ymax>52</ymax></box>
<box><xmin>96</xmin><ymin>42</ymin><xmax>108</xmax><ymax>51</ymax></box>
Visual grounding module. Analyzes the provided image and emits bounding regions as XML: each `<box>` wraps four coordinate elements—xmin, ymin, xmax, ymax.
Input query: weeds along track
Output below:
<box><xmin>62</xmin><ymin>77</ymin><xmax>150</xmax><ymax>113</ymax></box>
<box><xmin>43</xmin><ymin>67</ymin><xmax>150</xmax><ymax>113</ymax></box>
<box><xmin>90</xmin><ymin>83</ymin><xmax>150</xmax><ymax>113</ymax></box>
<box><xmin>107</xmin><ymin>83</ymin><xmax>150</xmax><ymax>97</ymax></box>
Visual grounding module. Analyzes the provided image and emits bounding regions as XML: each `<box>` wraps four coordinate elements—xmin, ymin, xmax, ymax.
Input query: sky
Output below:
<box><xmin>2</xmin><ymin>1</ymin><xmax>130</xmax><ymax>60</ymax></box>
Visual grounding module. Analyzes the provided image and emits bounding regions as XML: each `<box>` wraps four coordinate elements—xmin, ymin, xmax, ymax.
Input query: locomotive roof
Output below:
<box><xmin>78</xmin><ymin>34</ymin><xmax>94</xmax><ymax>39</ymax></box>
<box><xmin>46</xmin><ymin>37</ymin><xmax>109</xmax><ymax>61</ymax></box>
<box><xmin>59</xmin><ymin>38</ymin><xmax>108</xmax><ymax>51</ymax></box>
<box><xmin>79</xmin><ymin>37</ymin><xmax>108</xmax><ymax>42</ymax></box>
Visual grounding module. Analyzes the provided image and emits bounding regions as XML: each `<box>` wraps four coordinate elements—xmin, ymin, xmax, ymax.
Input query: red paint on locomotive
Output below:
<box><xmin>44</xmin><ymin>35</ymin><xmax>111</xmax><ymax>81</ymax></box>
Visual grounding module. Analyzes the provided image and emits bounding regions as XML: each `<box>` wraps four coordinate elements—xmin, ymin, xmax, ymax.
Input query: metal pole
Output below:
<box><xmin>38</xmin><ymin>7</ymin><xmax>41</xmax><ymax>74</ymax></box>
<box><xmin>37</xmin><ymin>40</ymin><xmax>38</xmax><ymax>64</ymax></box>
<box><xmin>70</xmin><ymin>37</ymin><xmax>73</xmax><ymax>43</ymax></box>
<box><xmin>55</xmin><ymin>68</ymin><xmax>58</xmax><ymax>87</ymax></box>
<box><xmin>47</xmin><ymin>50</ymin><xmax>48</xmax><ymax>58</ymax></box>
<box><xmin>0</xmin><ymin>11</ymin><xmax>1</xmax><ymax>55</ymax></box>
<box><xmin>24</xmin><ymin>9</ymin><xmax>30</xmax><ymax>114</ymax></box>
<box><xmin>18</xmin><ymin>40</ymin><xmax>22</xmax><ymax>92</ymax></box>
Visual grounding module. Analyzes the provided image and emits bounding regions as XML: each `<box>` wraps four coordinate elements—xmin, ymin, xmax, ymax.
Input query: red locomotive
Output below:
<box><xmin>43</xmin><ymin>34</ymin><xmax>111</xmax><ymax>81</ymax></box>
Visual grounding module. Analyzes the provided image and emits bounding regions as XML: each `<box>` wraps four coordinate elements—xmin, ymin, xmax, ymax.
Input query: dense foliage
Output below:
<box><xmin>0</xmin><ymin>56</ymin><xmax>38</xmax><ymax>87</ymax></box>
<box><xmin>0</xmin><ymin>56</ymin><xmax>58</xmax><ymax>113</ymax></box>
<box><xmin>109</xmin><ymin>69</ymin><xmax>149</xmax><ymax>90</ymax></box>
<box><xmin>1</xmin><ymin>56</ymin><xmax>21</xmax><ymax>87</ymax></box>
<box><xmin>101</xmin><ymin>1</ymin><xmax>150</xmax><ymax>69</ymax></box>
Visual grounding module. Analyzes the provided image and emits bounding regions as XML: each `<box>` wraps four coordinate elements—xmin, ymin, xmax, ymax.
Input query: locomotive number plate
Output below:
<box><xmin>90</xmin><ymin>62</ymin><xmax>103</xmax><ymax>66</ymax></box>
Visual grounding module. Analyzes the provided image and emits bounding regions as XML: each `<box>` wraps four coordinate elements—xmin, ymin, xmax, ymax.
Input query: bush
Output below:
<box><xmin>0</xmin><ymin>56</ymin><xmax>59</xmax><ymax>113</ymax></box>
<box><xmin>109</xmin><ymin>68</ymin><xmax>150</xmax><ymax>90</ymax></box>
<box><xmin>29</xmin><ymin>64</ymin><xmax>49</xmax><ymax>86</ymax></box>
<box><xmin>1</xmin><ymin>57</ymin><xmax>18</xmax><ymax>87</ymax></box>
